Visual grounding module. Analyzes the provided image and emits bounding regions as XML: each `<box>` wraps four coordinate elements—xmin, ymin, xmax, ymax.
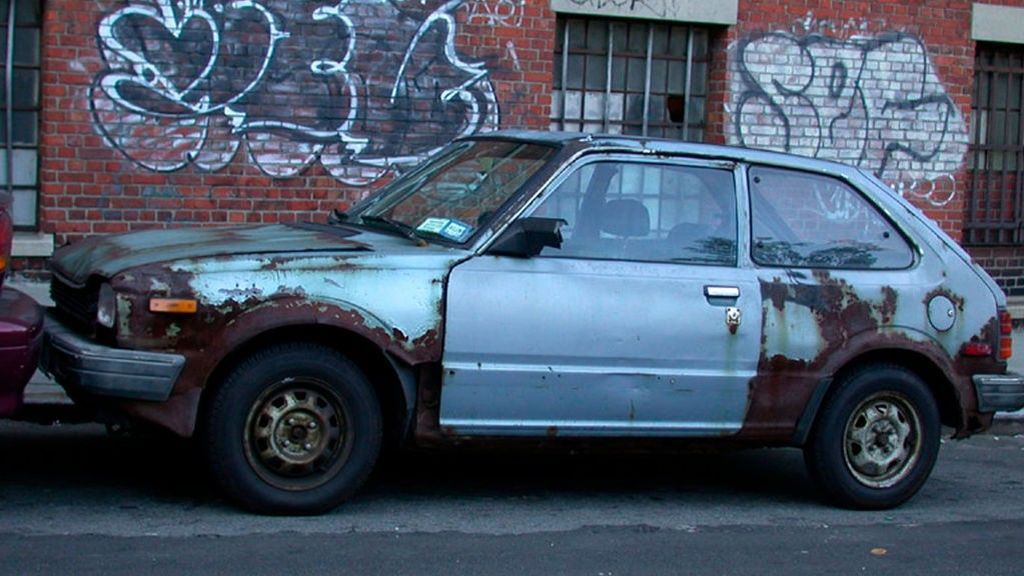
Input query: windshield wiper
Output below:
<box><xmin>328</xmin><ymin>208</ymin><xmax>349</xmax><ymax>225</ymax></box>
<box><xmin>359</xmin><ymin>214</ymin><xmax>427</xmax><ymax>246</ymax></box>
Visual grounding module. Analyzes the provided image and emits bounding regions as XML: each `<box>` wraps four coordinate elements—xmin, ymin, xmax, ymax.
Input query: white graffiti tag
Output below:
<box><xmin>728</xmin><ymin>31</ymin><xmax>969</xmax><ymax>206</ymax></box>
<box><xmin>560</xmin><ymin>0</ymin><xmax>685</xmax><ymax>19</ymax></box>
<box><xmin>91</xmin><ymin>0</ymin><xmax>500</xmax><ymax>182</ymax></box>
<box><xmin>460</xmin><ymin>0</ymin><xmax>524</xmax><ymax>27</ymax></box>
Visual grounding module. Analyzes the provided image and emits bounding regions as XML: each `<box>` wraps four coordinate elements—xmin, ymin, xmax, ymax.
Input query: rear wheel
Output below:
<box><xmin>804</xmin><ymin>364</ymin><xmax>940</xmax><ymax>509</ymax></box>
<box><xmin>202</xmin><ymin>342</ymin><xmax>382</xmax><ymax>515</ymax></box>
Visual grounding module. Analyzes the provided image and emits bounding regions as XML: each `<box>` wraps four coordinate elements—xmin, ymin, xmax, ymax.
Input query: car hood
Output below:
<box><xmin>49</xmin><ymin>223</ymin><xmax>377</xmax><ymax>285</ymax></box>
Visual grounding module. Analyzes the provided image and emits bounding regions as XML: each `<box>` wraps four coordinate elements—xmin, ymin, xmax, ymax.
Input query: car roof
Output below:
<box><xmin>466</xmin><ymin>130</ymin><xmax>867</xmax><ymax>181</ymax></box>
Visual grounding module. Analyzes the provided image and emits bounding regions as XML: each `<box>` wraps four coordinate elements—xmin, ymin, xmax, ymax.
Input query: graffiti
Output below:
<box><xmin>729</xmin><ymin>31</ymin><xmax>968</xmax><ymax>207</ymax></box>
<box><xmin>460</xmin><ymin>0</ymin><xmax>524</xmax><ymax>28</ymax></box>
<box><xmin>814</xmin><ymin>186</ymin><xmax>869</xmax><ymax>222</ymax></box>
<box><xmin>789</xmin><ymin>11</ymin><xmax>887</xmax><ymax>38</ymax></box>
<box><xmin>506</xmin><ymin>41</ymin><xmax>521</xmax><ymax>72</ymax></box>
<box><xmin>560</xmin><ymin>0</ymin><xmax>688</xmax><ymax>20</ymax></box>
<box><xmin>91</xmin><ymin>0</ymin><xmax>500</xmax><ymax>184</ymax></box>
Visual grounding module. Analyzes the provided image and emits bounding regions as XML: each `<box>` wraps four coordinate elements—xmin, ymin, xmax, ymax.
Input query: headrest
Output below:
<box><xmin>602</xmin><ymin>199</ymin><xmax>650</xmax><ymax>238</ymax></box>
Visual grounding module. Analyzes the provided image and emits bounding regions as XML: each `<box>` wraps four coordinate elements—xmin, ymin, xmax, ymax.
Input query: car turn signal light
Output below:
<box><xmin>149</xmin><ymin>298</ymin><xmax>198</xmax><ymax>314</ymax></box>
<box><xmin>1000</xmin><ymin>309</ymin><xmax>1013</xmax><ymax>360</ymax></box>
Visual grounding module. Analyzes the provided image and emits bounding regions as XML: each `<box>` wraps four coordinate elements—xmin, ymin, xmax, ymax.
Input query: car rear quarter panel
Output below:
<box><xmin>740</xmin><ymin>170</ymin><xmax>1000</xmax><ymax>441</ymax></box>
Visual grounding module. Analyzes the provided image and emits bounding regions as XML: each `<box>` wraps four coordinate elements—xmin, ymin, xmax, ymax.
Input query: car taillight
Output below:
<box><xmin>0</xmin><ymin>206</ymin><xmax>12</xmax><ymax>288</ymax></box>
<box><xmin>999</xmin><ymin>309</ymin><xmax>1014</xmax><ymax>360</ymax></box>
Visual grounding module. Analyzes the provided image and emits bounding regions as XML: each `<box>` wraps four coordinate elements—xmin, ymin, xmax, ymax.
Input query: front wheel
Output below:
<box><xmin>202</xmin><ymin>342</ymin><xmax>382</xmax><ymax>515</ymax></box>
<box><xmin>804</xmin><ymin>364</ymin><xmax>940</xmax><ymax>509</ymax></box>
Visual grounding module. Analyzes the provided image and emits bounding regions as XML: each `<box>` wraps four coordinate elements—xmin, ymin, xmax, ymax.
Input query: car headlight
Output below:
<box><xmin>96</xmin><ymin>283</ymin><xmax>116</xmax><ymax>328</ymax></box>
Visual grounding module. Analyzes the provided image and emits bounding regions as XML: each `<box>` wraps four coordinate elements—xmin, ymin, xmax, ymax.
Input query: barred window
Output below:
<box><xmin>966</xmin><ymin>43</ymin><xmax>1024</xmax><ymax>246</ymax></box>
<box><xmin>551</xmin><ymin>17</ymin><xmax>709</xmax><ymax>141</ymax></box>
<box><xmin>1</xmin><ymin>0</ymin><xmax>41</xmax><ymax>230</ymax></box>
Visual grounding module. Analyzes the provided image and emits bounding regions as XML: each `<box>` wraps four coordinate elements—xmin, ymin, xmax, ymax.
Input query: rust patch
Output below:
<box><xmin>741</xmin><ymin>272</ymin><xmax>970</xmax><ymax>441</ymax></box>
<box><xmin>923</xmin><ymin>286</ymin><xmax>965</xmax><ymax>311</ymax></box>
<box><xmin>879</xmin><ymin>286</ymin><xmax>897</xmax><ymax>325</ymax></box>
<box><xmin>119</xmin><ymin>388</ymin><xmax>202</xmax><ymax>437</ymax></box>
<box><xmin>951</xmin><ymin>313</ymin><xmax>1003</xmax><ymax>436</ymax></box>
<box><xmin>411</xmin><ymin>329</ymin><xmax>440</xmax><ymax>356</ymax></box>
<box><xmin>414</xmin><ymin>365</ymin><xmax>446</xmax><ymax>446</ymax></box>
<box><xmin>765</xmin><ymin>277</ymin><xmax>788</xmax><ymax>312</ymax></box>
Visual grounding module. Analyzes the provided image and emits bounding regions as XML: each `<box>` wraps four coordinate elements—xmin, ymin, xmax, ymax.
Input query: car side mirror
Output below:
<box><xmin>487</xmin><ymin>217</ymin><xmax>565</xmax><ymax>258</ymax></box>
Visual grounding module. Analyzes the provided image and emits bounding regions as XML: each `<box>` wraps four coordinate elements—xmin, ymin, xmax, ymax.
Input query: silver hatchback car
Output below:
<box><xmin>41</xmin><ymin>131</ymin><xmax>1024</xmax><ymax>514</ymax></box>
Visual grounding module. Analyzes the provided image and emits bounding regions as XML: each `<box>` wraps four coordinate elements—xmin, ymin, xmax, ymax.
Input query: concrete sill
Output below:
<box><xmin>12</xmin><ymin>232</ymin><xmax>54</xmax><ymax>258</ymax></box>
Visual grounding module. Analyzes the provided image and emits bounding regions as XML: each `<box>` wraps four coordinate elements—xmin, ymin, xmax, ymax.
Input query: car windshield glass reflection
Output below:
<box><xmin>354</xmin><ymin>140</ymin><xmax>555</xmax><ymax>245</ymax></box>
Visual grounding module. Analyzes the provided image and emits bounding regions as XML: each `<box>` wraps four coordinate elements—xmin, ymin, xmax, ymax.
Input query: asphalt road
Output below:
<box><xmin>1</xmin><ymin>420</ymin><xmax>1022</xmax><ymax>575</ymax></box>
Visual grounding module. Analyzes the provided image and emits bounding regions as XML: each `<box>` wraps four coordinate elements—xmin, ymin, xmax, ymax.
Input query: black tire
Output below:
<box><xmin>202</xmin><ymin>342</ymin><xmax>382</xmax><ymax>515</ymax></box>
<box><xmin>803</xmin><ymin>364</ymin><xmax>940</xmax><ymax>510</ymax></box>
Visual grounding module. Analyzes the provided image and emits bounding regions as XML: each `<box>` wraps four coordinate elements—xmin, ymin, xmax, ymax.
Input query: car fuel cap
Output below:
<box><xmin>927</xmin><ymin>295</ymin><xmax>957</xmax><ymax>332</ymax></box>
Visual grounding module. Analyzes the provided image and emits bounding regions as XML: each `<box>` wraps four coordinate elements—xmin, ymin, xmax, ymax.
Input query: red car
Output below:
<box><xmin>0</xmin><ymin>195</ymin><xmax>43</xmax><ymax>417</ymax></box>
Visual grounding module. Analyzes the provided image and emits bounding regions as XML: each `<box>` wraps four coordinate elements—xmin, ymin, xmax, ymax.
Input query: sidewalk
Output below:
<box><xmin>9</xmin><ymin>279</ymin><xmax>1024</xmax><ymax>429</ymax></box>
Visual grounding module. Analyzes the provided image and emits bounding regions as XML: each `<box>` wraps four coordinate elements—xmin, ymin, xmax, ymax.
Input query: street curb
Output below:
<box><xmin>988</xmin><ymin>417</ymin><xmax>1024</xmax><ymax>436</ymax></box>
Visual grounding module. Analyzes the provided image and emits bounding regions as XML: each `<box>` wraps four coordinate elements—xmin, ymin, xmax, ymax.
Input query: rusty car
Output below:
<box><xmin>0</xmin><ymin>194</ymin><xmax>43</xmax><ymax>418</ymax></box>
<box><xmin>39</xmin><ymin>131</ymin><xmax>1024</xmax><ymax>514</ymax></box>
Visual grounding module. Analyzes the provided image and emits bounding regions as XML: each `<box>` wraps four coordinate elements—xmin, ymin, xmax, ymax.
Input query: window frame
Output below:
<box><xmin>1</xmin><ymin>0</ymin><xmax>42</xmax><ymax>231</ymax></box>
<box><xmin>520</xmin><ymin>153</ymin><xmax>741</xmax><ymax>267</ymax></box>
<box><xmin>551</xmin><ymin>15</ymin><xmax>710</xmax><ymax>141</ymax></box>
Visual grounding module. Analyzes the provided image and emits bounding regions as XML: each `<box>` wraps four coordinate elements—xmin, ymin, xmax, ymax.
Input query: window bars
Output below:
<box><xmin>967</xmin><ymin>44</ymin><xmax>1024</xmax><ymax>246</ymax></box>
<box><xmin>551</xmin><ymin>17</ymin><xmax>708</xmax><ymax>141</ymax></box>
<box><xmin>1</xmin><ymin>0</ymin><xmax>41</xmax><ymax>229</ymax></box>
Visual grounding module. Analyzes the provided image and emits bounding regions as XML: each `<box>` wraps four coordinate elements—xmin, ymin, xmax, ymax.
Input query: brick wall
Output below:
<box><xmin>968</xmin><ymin>246</ymin><xmax>1024</xmax><ymax>296</ymax></box>
<box><xmin>37</xmin><ymin>0</ymin><xmax>554</xmax><ymax>249</ymax></box>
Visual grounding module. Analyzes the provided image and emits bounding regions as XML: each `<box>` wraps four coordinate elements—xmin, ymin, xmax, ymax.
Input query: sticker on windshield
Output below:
<box><xmin>417</xmin><ymin>217</ymin><xmax>472</xmax><ymax>242</ymax></box>
<box><xmin>417</xmin><ymin>218</ymin><xmax>449</xmax><ymax>234</ymax></box>
<box><xmin>441</xmin><ymin>220</ymin><xmax>472</xmax><ymax>241</ymax></box>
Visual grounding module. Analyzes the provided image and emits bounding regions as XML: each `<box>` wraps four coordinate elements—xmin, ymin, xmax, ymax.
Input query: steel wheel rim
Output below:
<box><xmin>243</xmin><ymin>378</ymin><xmax>351</xmax><ymax>491</ymax></box>
<box><xmin>843</xmin><ymin>392</ymin><xmax>923</xmax><ymax>489</ymax></box>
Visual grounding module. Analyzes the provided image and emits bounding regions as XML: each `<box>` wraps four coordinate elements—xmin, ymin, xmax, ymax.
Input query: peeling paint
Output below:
<box><xmin>115</xmin><ymin>294</ymin><xmax>133</xmax><ymax>338</ymax></box>
<box><xmin>149</xmin><ymin>278</ymin><xmax>170</xmax><ymax>293</ymax></box>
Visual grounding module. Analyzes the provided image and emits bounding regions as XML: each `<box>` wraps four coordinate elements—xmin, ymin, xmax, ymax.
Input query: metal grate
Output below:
<box><xmin>551</xmin><ymin>16</ymin><xmax>709</xmax><ymax>141</ymax></box>
<box><xmin>0</xmin><ymin>0</ymin><xmax>41</xmax><ymax>230</ymax></box>
<box><xmin>966</xmin><ymin>44</ymin><xmax>1024</xmax><ymax>246</ymax></box>
<box><xmin>50</xmin><ymin>276</ymin><xmax>99</xmax><ymax>334</ymax></box>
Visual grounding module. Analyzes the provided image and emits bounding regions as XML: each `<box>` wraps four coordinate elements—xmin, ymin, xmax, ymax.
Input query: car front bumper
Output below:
<box><xmin>973</xmin><ymin>372</ymin><xmax>1024</xmax><ymax>413</ymax></box>
<box><xmin>40</xmin><ymin>312</ymin><xmax>185</xmax><ymax>402</ymax></box>
<box><xmin>0</xmin><ymin>288</ymin><xmax>44</xmax><ymax>416</ymax></box>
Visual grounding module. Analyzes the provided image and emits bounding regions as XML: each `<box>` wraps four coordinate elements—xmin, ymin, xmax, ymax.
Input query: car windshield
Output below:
<box><xmin>351</xmin><ymin>139</ymin><xmax>556</xmax><ymax>245</ymax></box>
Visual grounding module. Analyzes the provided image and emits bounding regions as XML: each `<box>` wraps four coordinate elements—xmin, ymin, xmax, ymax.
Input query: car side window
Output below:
<box><xmin>749</xmin><ymin>166</ymin><xmax>914</xmax><ymax>269</ymax></box>
<box><xmin>532</xmin><ymin>160</ymin><xmax>737</xmax><ymax>265</ymax></box>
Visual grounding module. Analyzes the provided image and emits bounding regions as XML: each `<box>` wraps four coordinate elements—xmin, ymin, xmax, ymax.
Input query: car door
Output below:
<box><xmin>440</xmin><ymin>155</ymin><xmax>762</xmax><ymax>437</ymax></box>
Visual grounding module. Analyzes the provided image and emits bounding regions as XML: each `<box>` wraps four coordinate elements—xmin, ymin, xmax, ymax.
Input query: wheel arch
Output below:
<box><xmin>794</xmin><ymin>347</ymin><xmax>962</xmax><ymax>446</ymax></box>
<box><xmin>197</xmin><ymin>324</ymin><xmax>415</xmax><ymax>450</ymax></box>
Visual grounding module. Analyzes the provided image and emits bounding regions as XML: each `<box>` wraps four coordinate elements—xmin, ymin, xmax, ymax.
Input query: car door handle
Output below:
<box><xmin>704</xmin><ymin>286</ymin><xmax>740</xmax><ymax>299</ymax></box>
